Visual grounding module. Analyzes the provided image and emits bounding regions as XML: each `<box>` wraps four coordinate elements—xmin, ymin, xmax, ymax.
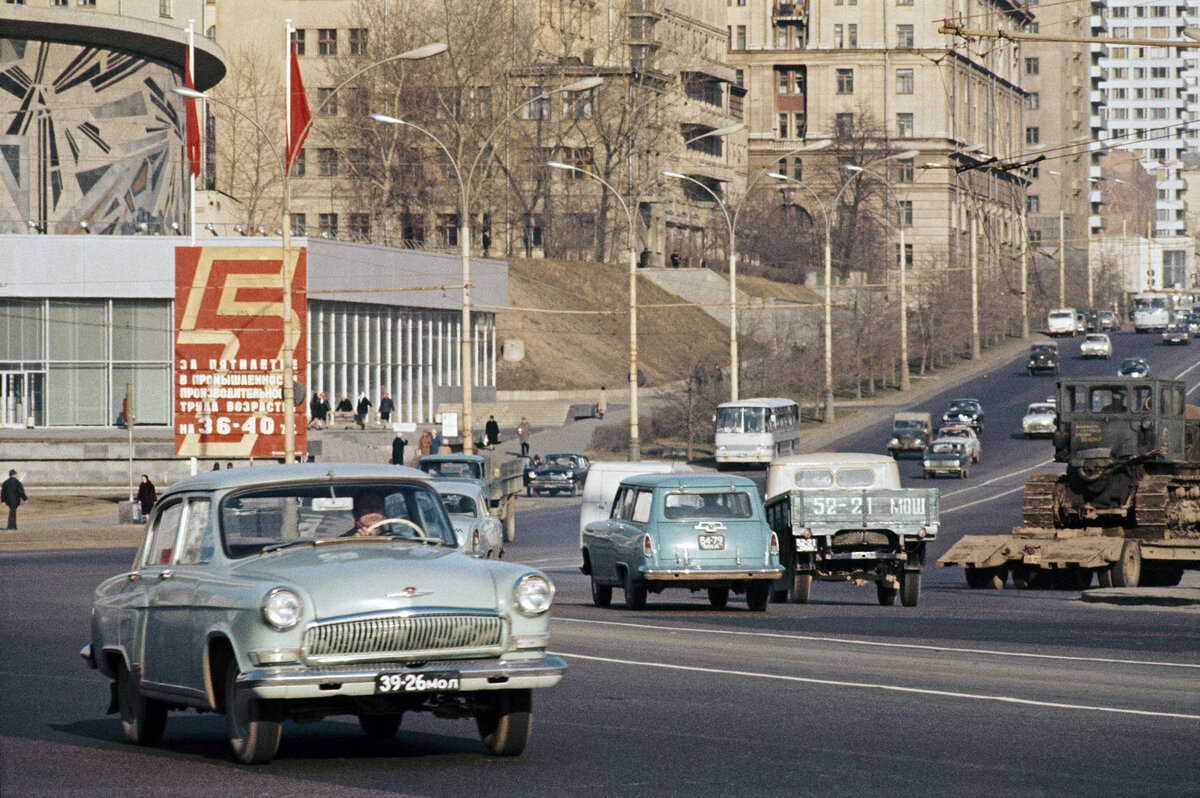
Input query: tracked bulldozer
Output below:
<box><xmin>938</xmin><ymin>378</ymin><xmax>1200</xmax><ymax>589</ymax></box>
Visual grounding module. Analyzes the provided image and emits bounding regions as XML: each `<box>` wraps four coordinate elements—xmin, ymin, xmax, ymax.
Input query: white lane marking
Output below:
<box><xmin>553</xmin><ymin>617</ymin><xmax>1200</xmax><ymax>670</ymax></box>
<box><xmin>942</xmin><ymin>485</ymin><xmax>1026</xmax><ymax>515</ymax></box>
<box><xmin>937</xmin><ymin>459</ymin><xmax>1057</xmax><ymax>499</ymax></box>
<box><xmin>552</xmin><ymin>651</ymin><xmax>1200</xmax><ymax>720</ymax></box>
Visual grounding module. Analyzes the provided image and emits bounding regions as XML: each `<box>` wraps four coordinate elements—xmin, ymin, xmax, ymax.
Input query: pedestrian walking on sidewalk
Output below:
<box><xmin>516</xmin><ymin>417</ymin><xmax>532</xmax><ymax>456</ymax></box>
<box><xmin>390</xmin><ymin>433</ymin><xmax>408</xmax><ymax>466</ymax></box>
<box><xmin>136</xmin><ymin>474</ymin><xmax>157</xmax><ymax>520</ymax></box>
<box><xmin>597</xmin><ymin>386</ymin><xmax>607</xmax><ymax>419</ymax></box>
<box><xmin>355</xmin><ymin>393</ymin><xmax>372</xmax><ymax>430</ymax></box>
<box><xmin>379</xmin><ymin>390</ymin><xmax>394</xmax><ymax>426</ymax></box>
<box><xmin>2</xmin><ymin>469</ymin><xmax>27</xmax><ymax>530</ymax></box>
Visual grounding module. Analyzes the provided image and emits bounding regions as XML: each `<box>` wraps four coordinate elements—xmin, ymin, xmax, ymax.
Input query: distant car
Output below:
<box><xmin>934</xmin><ymin>425</ymin><xmax>981</xmax><ymax>463</ymax></box>
<box><xmin>1079</xmin><ymin>333</ymin><xmax>1113</xmax><ymax>359</ymax></box>
<box><xmin>82</xmin><ymin>464</ymin><xmax>564</xmax><ymax>765</ymax></box>
<box><xmin>1118</xmin><ymin>357</ymin><xmax>1150</xmax><ymax>377</ymax></box>
<box><xmin>529</xmin><ymin>453</ymin><xmax>590</xmax><ymax>496</ymax></box>
<box><xmin>1098</xmin><ymin>310</ymin><xmax>1120</xmax><ymax>331</ymax></box>
<box><xmin>580</xmin><ymin>473</ymin><xmax>782</xmax><ymax>611</ymax></box>
<box><xmin>1185</xmin><ymin>312</ymin><xmax>1200</xmax><ymax>335</ymax></box>
<box><xmin>941</xmin><ymin>398</ymin><xmax>984</xmax><ymax>435</ymax></box>
<box><xmin>1026</xmin><ymin>342</ymin><xmax>1060</xmax><ymax>376</ymax></box>
<box><xmin>923</xmin><ymin>440</ymin><xmax>972</xmax><ymax>479</ymax></box>
<box><xmin>1080</xmin><ymin>309</ymin><xmax>1098</xmax><ymax>332</ymax></box>
<box><xmin>1021</xmin><ymin>402</ymin><xmax>1057</xmax><ymax>438</ymax></box>
<box><xmin>435</xmin><ymin>481</ymin><xmax>504</xmax><ymax>559</ymax></box>
<box><xmin>1161</xmin><ymin>323</ymin><xmax>1190</xmax><ymax>345</ymax></box>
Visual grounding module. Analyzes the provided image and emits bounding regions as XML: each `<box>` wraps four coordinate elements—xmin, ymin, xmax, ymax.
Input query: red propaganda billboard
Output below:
<box><xmin>174</xmin><ymin>246</ymin><xmax>307</xmax><ymax>460</ymax></box>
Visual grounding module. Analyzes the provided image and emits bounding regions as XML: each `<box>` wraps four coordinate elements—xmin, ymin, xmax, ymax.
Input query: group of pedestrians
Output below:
<box><xmin>307</xmin><ymin>389</ymin><xmax>396</xmax><ymax>430</ymax></box>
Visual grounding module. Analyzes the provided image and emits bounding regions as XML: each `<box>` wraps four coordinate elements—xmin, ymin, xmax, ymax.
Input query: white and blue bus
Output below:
<box><xmin>714</xmin><ymin>397</ymin><xmax>801</xmax><ymax>466</ymax></box>
<box><xmin>1131</xmin><ymin>292</ymin><xmax>1174</xmax><ymax>333</ymax></box>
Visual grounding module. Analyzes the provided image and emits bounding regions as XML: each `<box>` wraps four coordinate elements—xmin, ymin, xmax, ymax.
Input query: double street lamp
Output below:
<box><xmin>174</xmin><ymin>41</ymin><xmax>447</xmax><ymax>462</ymax></box>
<box><xmin>660</xmin><ymin>138</ymin><xmax>830</xmax><ymax>402</ymax></box>
<box><xmin>769</xmin><ymin>148</ymin><xmax>917</xmax><ymax>422</ymax></box>
<box><xmin>371</xmin><ymin>75</ymin><xmax>602</xmax><ymax>453</ymax></box>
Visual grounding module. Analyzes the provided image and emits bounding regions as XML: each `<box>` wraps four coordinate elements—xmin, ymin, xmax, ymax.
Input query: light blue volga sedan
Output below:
<box><xmin>435</xmin><ymin>480</ymin><xmax>505</xmax><ymax>559</ymax></box>
<box><xmin>580</xmin><ymin>473</ymin><xmax>782</xmax><ymax>611</ymax></box>
<box><xmin>82</xmin><ymin>464</ymin><xmax>564</xmax><ymax>764</ymax></box>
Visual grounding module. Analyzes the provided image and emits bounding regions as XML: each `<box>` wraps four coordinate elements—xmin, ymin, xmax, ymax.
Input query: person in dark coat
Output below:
<box><xmin>355</xmin><ymin>393</ymin><xmax>372</xmax><ymax>429</ymax></box>
<box><xmin>335</xmin><ymin>394</ymin><xmax>353</xmax><ymax>426</ymax></box>
<box><xmin>136</xmin><ymin>474</ymin><xmax>157</xmax><ymax>520</ymax></box>
<box><xmin>484</xmin><ymin>415</ymin><xmax>500</xmax><ymax>449</ymax></box>
<box><xmin>391</xmin><ymin>434</ymin><xmax>408</xmax><ymax>466</ymax></box>
<box><xmin>3</xmin><ymin>469</ymin><xmax>27</xmax><ymax>530</ymax></box>
<box><xmin>379</xmin><ymin>390</ymin><xmax>395</xmax><ymax>426</ymax></box>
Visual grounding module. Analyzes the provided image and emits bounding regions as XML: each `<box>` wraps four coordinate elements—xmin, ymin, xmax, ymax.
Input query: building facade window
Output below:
<box><xmin>897</xmin><ymin>200</ymin><xmax>913</xmax><ymax>227</ymax></box>
<box><xmin>1027</xmin><ymin>195</ymin><xmax>1039</xmax><ymax>213</ymax></box>
<box><xmin>521</xmin><ymin>87</ymin><xmax>550</xmax><ymax>120</ymax></box>
<box><xmin>319</xmin><ymin>213</ymin><xmax>338</xmax><ymax>237</ymax></box>
<box><xmin>1025</xmin><ymin>127</ymin><xmax>1039</xmax><ymax>145</ymax></box>
<box><xmin>291</xmin><ymin>29</ymin><xmax>305</xmax><ymax>56</ymax></box>
<box><xmin>349</xmin><ymin>28</ymin><xmax>367</xmax><ymax>55</ymax></box>
<box><xmin>896</xmin><ymin>68</ymin><xmax>913</xmax><ymax>94</ymax></box>
<box><xmin>1025</xmin><ymin>57</ymin><xmax>1039</xmax><ymax>75</ymax></box>
<box><xmin>291</xmin><ymin>213</ymin><xmax>306</xmax><ymax>234</ymax></box>
<box><xmin>291</xmin><ymin>149</ymin><xmax>305</xmax><ymax>177</ymax></box>
<box><xmin>318</xmin><ymin>28</ymin><xmax>337</xmax><ymax>56</ymax></box>
<box><xmin>349</xmin><ymin>213</ymin><xmax>370</xmax><ymax>240</ymax></box>
<box><xmin>895</xmin><ymin>243</ymin><xmax>913</xmax><ymax>267</ymax></box>
<box><xmin>318</xmin><ymin>148</ymin><xmax>338</xmax><ymax>176</ymax></box>
<box><xmin>836</xmin><ymin>68</ymin><xmax>853</xmax><ymax>93</ymax></box>
<box><xmin>1025</xmin><ymin>92</ymin><xmax>1038</xmax><ymax>110</ymax></box>
<box><xmin>736</xmin><ymin>25</ymin><xmax>746</xmax><ymax>49</ymax></box>
<box><xmin>895</xmin><ymin>158</ymin><xmax>914</xmax><ymax>182</ymax></box>
<box><xmin>437</xmin><ymin>214</ymin><xmax>459</xmax><ymax>247</ymax></box>
<box><xmin>896</xmin><ymin>113</ymin><xmax>913</xmax><ymax>137</ymax></box>
<box><xmin>848</xmin><ymin>24</ymin><xmax>857</xmax><ymax>47</ymax></box>
<box><xmin>562</xmin><ymin>90</ymin><xmax>593</xmax><ymax>119</ymax></box>
<box><xmin>896</xmin><ymin>24</ymin><xmax>913</xmax><ymax>48</ymax></box>
<box><xmin>835</xmin><ymin>112</ymin><xmax>854</xmax><ymax>137</ymax></box>
<box><xmin>317</xmin><ymin>88</ymin><xmax>337</xmax><ymax>115</ymax></box>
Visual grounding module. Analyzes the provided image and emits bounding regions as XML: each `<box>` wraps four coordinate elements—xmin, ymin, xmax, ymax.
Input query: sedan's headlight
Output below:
<box><xmin>262</xmin><ymin>588</ymin><xmax>302</xmax><ymax>631</ymax></box>
<box><xmin>514</xmin><ymin>573</ymin><xmax>555</xmax><ymax>616</ymax></box>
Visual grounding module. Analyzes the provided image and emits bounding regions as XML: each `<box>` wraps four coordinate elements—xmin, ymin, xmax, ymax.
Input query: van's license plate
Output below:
<box><xmin>376</xmin><ymin>671</ymin><xmax>461</xmax><ymax>694</ymax></box>
<box><xmin>698</xmin><ymin>534</ymin><xmax>725</xmax><ymax>550</ymax></box>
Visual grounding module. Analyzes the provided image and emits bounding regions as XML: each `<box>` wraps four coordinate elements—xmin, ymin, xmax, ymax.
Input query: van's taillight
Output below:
<box><xmin>769</xmin><ymin>532</ymin><xmax>779</xmax><ymax>556</ymax></box>
<box><xmin>643</xmin><ymin>534</ymin><xmax>654</xmax><ymax>557</ymax></box>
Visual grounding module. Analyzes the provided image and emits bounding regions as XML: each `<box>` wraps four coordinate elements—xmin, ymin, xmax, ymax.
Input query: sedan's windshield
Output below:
<box><xmin>221</xmin><ymin>481</ymin><xmax>456</xmax><ymax>557</ymax></box>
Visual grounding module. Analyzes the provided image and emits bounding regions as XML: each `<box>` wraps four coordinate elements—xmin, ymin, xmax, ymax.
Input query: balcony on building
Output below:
<box><xmin>773</xmin><ymin>0</ymin><xmax>809</xmax><ymax>22</ymax></box>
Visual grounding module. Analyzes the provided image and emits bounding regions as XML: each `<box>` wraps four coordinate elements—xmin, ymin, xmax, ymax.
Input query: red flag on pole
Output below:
<box><xmin>286</xmin><ymin>46</ymin><xmax>311</xmax><ymax>171</ymax></box>
<box><xmin>184</xmin><ymin>60</ymin><xmax>201</xmax><ymax>179</ymax></box>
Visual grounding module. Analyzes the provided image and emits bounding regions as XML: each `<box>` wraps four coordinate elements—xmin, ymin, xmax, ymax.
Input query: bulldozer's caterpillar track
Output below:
<box><xmin>1022</xmin><ymin>473</ymin><xmax>1060</xmax><ymax>528</ymax></box>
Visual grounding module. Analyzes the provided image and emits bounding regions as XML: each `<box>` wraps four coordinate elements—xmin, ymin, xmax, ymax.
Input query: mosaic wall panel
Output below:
<box><xmin>0</xmin><ymin>38</ymin><xmax>187</xmax><ymax>235</ymax></box>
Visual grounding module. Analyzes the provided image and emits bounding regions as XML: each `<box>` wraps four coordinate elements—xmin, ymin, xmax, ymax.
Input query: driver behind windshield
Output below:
<box><xmin>350</xmin><ymin>492</ymin><xmax>386</xmax><ymax>536</ymax></box>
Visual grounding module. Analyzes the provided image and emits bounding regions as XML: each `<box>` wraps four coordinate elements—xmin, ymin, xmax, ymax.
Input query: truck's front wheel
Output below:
<box><xmin>876</xmin><ymin>581</ymin><xmax>897</xmax><ymax>606</ymax></box>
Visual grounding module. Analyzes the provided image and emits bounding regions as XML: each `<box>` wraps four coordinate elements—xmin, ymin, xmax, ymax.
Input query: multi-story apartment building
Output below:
<box><xmin>209</xmin><ymin>0</ymin><xmax>744</xmax><ymax>268</ymax></box>
<box><xmin>726</xmin><ymin>0</ymin><xmax>1034</xmax><ymax>333</ymax></box>
<box><xmin>1096</xmin><ymin>0</ymin><xmax>1200</xmax><ymax>238</ymax></box>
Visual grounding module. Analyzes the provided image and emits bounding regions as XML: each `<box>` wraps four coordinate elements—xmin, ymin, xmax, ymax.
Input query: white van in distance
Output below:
<box><xmin>1047</xmin><ymin>308</ymin><xmax>1078</xmax><ymax>337</ymax></box>
<box><xmin>578</xmin><ymin>460</ymin><xmax>693</xmax><ymax>550</ymax></box>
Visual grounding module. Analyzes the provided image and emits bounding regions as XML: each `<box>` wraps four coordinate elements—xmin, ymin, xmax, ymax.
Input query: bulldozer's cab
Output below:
<box><xmin>1056</xmin><ymin>378</ymin><xmax>1190</xmax><ymax>463</ymax></box>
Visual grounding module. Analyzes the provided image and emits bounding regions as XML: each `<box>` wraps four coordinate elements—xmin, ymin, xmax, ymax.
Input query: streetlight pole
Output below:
<box><xmin>547</xmin><ymin>161</ymin><xmax>641</xmax><ymax>460</ymax></box>
<box><xmin>660</xmin><ymin>137</ymin><xmax>831</xmax><ymax>402</ymax></box>
<box><xmin>843</xmin><ymin>151</ymin><xmax>919</xmax><ymax>391</ymax></box>
<box><xmin>770</xmin><ymin>149</ymin><xmax>917</xmax><ymax>422</ymax></box>
<box><xmin>661</xmin><ymin>172</ymin><xmax>738</xmax><ymax>401</ymax></box>
<box><xmin>175</xmin><ymin>41</ymin><xmax>447</xmax><ymax>463</ymax></box>
<box><xmin>372</xmin><ymin>75</ymin><xmax>602</xmax><ymax>453</ymax></box>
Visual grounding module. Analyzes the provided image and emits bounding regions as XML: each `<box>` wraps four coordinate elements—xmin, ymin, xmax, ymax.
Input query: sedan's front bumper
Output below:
<box><xmin>241</xmin><ymin>655</ymin><xmax>566</xmax><ymax>700</ymax></box>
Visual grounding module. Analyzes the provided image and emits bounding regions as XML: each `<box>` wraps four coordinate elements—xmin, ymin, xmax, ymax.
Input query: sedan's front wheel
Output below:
<box><xmin>117</xmin><ymin>660</ymin><xmax>167</xmax><ymax>747</ymax></box>
<box><xmin>225</xmin><ymin>659</ymin><xmax>281</xmax><ymax>765</ymax></box>
<box><xmin>476</xmin><ymin>689</ymin><xmax>532</xmax><ymax>756</ymax></box>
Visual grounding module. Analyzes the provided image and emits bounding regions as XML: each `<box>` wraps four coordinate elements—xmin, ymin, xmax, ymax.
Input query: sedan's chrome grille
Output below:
<box><xmin>303</xmin><ymin>612</ymin><xmax>505</xmax><ymax>664</ymax></box>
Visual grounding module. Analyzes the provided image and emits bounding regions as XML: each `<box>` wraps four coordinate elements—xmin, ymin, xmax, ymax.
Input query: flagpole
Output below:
<box><xmin>281</xmin><ymin>19</ymin><xmax>296</xmax><ymax>463</ymax></box>
<box><xmin>188</xmin><ymin>19</ymin><xmax>196</xmax><ymax>244</ymax></box>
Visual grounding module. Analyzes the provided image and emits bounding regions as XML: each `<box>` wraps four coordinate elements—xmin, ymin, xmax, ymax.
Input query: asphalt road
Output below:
<box><xmin>3</xmin><ymin>329</ymin><xmax>1199</xmax><ymax>797</ymax></box>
